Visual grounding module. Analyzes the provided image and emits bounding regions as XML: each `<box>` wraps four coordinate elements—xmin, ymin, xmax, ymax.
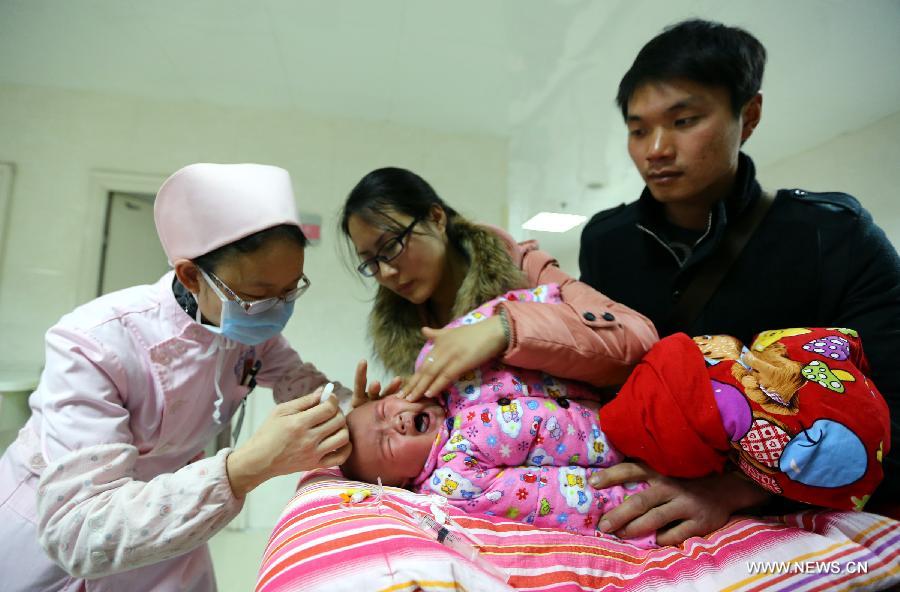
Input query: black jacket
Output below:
<box><xmin>580</xmin><ymin>154</ymin><xmax>900</xmax><ymax>505</ymax></box>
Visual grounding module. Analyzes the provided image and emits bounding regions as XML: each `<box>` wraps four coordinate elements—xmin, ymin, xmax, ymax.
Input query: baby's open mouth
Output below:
<box><xmin>414</xmin><ymin>412</ymin><xmax>430</xmax><ymax>433</ymax></box>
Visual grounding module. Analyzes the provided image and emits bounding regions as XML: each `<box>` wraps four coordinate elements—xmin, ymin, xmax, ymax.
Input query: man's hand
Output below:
<box><xmin>399</xmin><ymin>317</ymin><xmax>507</xmax><ymax>402</ymax></box>
<box><xmin>351</xmin><ymin>359</ymin><xmax>403</xmax><ymax>408</ymax></box>
<box><xmin>591</xmin><ymin>462</ymin><xmax>771</xmax><ymax>545</ymax></box>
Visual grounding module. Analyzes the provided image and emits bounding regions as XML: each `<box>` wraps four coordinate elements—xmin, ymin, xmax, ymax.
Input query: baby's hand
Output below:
<box><xmin>352</xmin><ymin>359</ymin><xmax>404</xmax><ymax>408</ymax></box>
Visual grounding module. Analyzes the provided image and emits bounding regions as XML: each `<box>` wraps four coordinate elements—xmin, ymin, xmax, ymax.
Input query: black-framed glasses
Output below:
<box><xmin>356</xmin><ymin>218</ymin><xmax>421</xmax><ymax>277</ymax></box>
<box><xmin>199</xmin><ymin>267</ymin><xmax>311</xmax><ymax>314</ymax></box>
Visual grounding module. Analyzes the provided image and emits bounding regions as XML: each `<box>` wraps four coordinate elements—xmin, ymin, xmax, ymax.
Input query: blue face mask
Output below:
<box><xmin>211</xmin><ymin>299</ymin><xmax>294</xmax><ymax>345</ymax></box>
<box><xmin>197</xmin><ymin>270</ymin><xmax>295</xmax><ymax>345</ymax></box>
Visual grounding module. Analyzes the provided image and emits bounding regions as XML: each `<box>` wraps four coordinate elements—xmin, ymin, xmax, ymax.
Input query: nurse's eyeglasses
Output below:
<box><xmin>356</xmin><ymin>217</ymin><xmax>421</xmax><ymax>277</ymax></box>
<box><xmin>199</xmin><ymin>267</ymin><xmax>310</xmax><ymax>315</ymax></box>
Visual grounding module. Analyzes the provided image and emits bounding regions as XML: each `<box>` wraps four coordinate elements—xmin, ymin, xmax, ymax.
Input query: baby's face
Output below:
<box><xmin>343</xmin><ymin>395</ymin><xmax>446</xmax><ymax>486</ymax></box>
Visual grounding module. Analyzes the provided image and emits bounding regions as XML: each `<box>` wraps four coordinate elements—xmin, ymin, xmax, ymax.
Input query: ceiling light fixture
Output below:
<box><xmin>522</xmin><ymin>212</ymin><xmax>587</xmax><ymax>233</ymax></box>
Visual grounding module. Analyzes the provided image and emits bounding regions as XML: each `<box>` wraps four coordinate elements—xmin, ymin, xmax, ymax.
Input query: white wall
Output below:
<box><xmin>0</xmin><ymin>83</ymin><xmax>507</xmax><ymax>532</ymax></box>
<box><xmin>502</xmin><ymin>0</ymin><xmax>900</xmax><ymax>278</ymax></box>
<box><xmin>510</xmin><ymin>109</ymin><xmax>900</xmax><ymax>278</ymax></box>
<box><xmin>758</xmin><ymin>110</ymin><xmax>900</xmax><ymax>245</ymax></box>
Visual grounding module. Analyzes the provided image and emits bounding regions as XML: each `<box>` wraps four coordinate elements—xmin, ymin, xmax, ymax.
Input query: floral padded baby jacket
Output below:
<box><xmin>411</xmin><ymin>285</ymin><xmax>654</xmax><ymax>546</ymax></box>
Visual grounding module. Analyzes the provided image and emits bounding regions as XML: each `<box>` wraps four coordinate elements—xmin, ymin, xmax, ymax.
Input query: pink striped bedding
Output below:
<box><xmin>256</xmin><ymin>470</ymin><xmax>900</xmax><ymax>592</ymax></box>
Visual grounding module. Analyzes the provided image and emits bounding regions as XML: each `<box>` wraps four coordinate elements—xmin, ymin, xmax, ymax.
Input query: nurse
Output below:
<box><xmin>0</xmin><ymin>163</ymin><xmax>352</xmax><ymax>591</ymax></box>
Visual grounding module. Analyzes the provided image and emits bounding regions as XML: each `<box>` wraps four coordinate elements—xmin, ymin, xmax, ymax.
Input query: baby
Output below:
<box><xmin>602</xmin><ymin>327</ymin><xmax>890</xmax><ymax>510</ymax></box>
<box><xmin>342</xmin><ymin>284</ymin><xmax>654</xmax><ymax>545</ymax></box>
<box><xmin>343</xmin><ymin>285</ymin><xmax>891</xmax><ymax>544</ymax></box>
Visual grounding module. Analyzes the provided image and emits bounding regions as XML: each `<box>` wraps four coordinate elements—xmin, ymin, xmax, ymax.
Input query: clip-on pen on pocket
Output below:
<box><xmin>232</xmin><ymin>360</ymin><xmax>262</xmax><ymax>444</ymax></box>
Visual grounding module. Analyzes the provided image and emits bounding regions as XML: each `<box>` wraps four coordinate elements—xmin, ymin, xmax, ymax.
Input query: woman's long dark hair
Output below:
<box><xmin>339</xmin><ymin>167</ymin><xmax>466</xmax><ymax>256</ymax></box>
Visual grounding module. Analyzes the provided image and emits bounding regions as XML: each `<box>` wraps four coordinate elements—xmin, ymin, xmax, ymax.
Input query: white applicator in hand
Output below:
<box><xmin>320</xmin><ymin>382</ymin><xmax>336</xmax><ymax>404</ymax></box>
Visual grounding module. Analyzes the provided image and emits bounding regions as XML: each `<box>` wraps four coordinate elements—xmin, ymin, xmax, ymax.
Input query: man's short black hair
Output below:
<box><xmin>616</xmin><ymin>19</ymin><xmax>767</xmax><ymax>118</ymax></box>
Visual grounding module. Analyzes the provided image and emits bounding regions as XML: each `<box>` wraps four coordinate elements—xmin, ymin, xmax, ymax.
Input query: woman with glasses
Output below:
<box><xmin>0</xmin><ymin>163</ymin><xmax>351</xmax><ymax>592</ymax></box>
<box><xmin>340</xmin><ymin>167</ymin><xmax>659</xmax><ymax>407</ymax></box>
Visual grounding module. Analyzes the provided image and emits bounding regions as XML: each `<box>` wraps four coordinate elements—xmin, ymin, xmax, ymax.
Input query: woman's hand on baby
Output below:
<box><xmin>226</xmin><ymin>387</ymin><xmax>351</xmax><ymax>498</ymax></box>
<box><xmin>590</xmin><ymin>462</ymin><xmax>770</xmax><ymax>546</ymax></box>
<box><xmin>351</xmin><ymin>359</ymin><xmax>404</xmax><ymax>408</ymax></box>
<box><xmin>399</xmin><ymin>317</ymin><xmax>507</xmax><ymax>402</ymax></box>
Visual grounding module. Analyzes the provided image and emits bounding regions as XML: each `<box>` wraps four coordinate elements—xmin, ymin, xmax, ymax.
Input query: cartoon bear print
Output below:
<box><xmin>731</xmin><ymin>342</ymin><xmax>805</xmax><ymax>415</ymax></box>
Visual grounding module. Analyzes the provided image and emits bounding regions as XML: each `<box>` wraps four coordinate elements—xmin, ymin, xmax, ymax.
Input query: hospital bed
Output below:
<box><xmin>254</xmin><ymin>469</ymin><xmax>900</xmax><ymax>591</ymax></box>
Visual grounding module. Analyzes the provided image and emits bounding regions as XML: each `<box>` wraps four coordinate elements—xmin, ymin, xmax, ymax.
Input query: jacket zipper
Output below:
<box><xmin>636</xmin><ymin>212</ymin><xmax>713</xmax><ymax>268</ymax></box>
<box><xmin>637</xmin><ymin>223</ymin><xmax>682</xmax><ymax>266</ymax></box>
<box><xmin>692</xmin><ymin>212</ymin><xmax>714</xmax><ymax>249</ymax></box>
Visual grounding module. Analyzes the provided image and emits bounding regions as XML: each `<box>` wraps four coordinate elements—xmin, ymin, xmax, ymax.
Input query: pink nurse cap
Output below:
<box><xmin>154</xmin><ymin>163</ymin><xmax>302</xmax><ymax>263</ymax></box>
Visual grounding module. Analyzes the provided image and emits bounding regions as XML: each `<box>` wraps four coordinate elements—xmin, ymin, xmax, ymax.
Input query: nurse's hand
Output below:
<box><xmin>399</xmin><ymin>317</ymin><xmax>507</xmax><ymax>403</ymax></box>
<box><xmin>226</xmin><ymin>387</ymin><xmax>350</xmax><ymax>498</ymax></box>
<box><xmin>351</xmin><ymin>359</ymin><xmax>404</xmax><ymax>408</ymax></box>
<box><xmin>590</xmin><ymin>462</ymin><xmax>770</xmax><ymax>546</ymax></box>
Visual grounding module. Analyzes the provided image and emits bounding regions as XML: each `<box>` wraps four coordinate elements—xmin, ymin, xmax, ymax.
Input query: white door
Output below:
<box><xmin>99</xmin><ymin>192</ymin><xmax>170</xmax><ymax>295</ymax></box>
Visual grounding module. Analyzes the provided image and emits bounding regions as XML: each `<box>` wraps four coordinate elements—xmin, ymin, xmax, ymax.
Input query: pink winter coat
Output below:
<box><xmin>412</xmin><ymin>285</ymin><xmax>654</xmax><ymax>547</ymax></box>
<box><xmin>490</xmin><ymin>227</ymin><xmax>658</xmax><ymax>386</ymax></box>
<box><xmin>0</xmin><ymin>272</ymin><xmax>343</xmax><ymax>592</ymax></box>
<box><xmin>368</xmin><ymin>222</ymin><xmax>659</xmax><ymax>388</ymax></box>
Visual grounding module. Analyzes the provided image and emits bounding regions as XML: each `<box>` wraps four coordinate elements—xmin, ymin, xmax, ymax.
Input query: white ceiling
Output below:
<box><xmin>512</xmin><ymin>0</ymin><xmax>900</xmax><ymax>186</ymax></box>
<box><xmin>0</xmin><ymin>0</ymin><xmax>898</xmax><ymax>185</ymax></box>
<box><xmin>2</xmin><ymin>0</ymin><xmax>895</xmax><ymax>135</ymax></box>
<box><xmin>0</xmin><ymin>0</ymin><xmax>567</xmax><ymax>135</ymax></box>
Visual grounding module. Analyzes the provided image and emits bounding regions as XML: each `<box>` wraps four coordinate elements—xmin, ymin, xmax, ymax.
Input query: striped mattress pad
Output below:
<box><xmin>255</xmin><ymin>470</ymin><xmax>900</xmax><ymax>592</ymax></box>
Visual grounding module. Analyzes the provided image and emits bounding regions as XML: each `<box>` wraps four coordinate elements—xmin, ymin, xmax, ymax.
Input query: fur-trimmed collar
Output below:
<box><xmin>369</xmin><ymin>219</ymin><xmax>527</xmax><ymax>376</ymax></box>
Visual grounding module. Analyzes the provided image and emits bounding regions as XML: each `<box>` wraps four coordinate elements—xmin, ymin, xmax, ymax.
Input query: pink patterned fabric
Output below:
<box><xmin>255</xmin><ymin>470</ymin><xmax>900</xmax><ymax>592</ymax></box>
<box><xmin>410</xmin><ymin>285</ymin><xmax>653</xmax><ymax>546</ymax></box>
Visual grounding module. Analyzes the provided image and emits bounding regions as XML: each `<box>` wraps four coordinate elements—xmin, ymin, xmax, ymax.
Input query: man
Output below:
<box><xmin>580</xmin><ymin>19</ymin><xmax>900</xmax><ymax>545</ymax></box>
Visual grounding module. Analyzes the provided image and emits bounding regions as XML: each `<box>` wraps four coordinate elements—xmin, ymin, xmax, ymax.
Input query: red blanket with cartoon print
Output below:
<box><xmin>600</xmin><ymin>328</ymin><xmax>891</xmax><ymax>511</ymax></box>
